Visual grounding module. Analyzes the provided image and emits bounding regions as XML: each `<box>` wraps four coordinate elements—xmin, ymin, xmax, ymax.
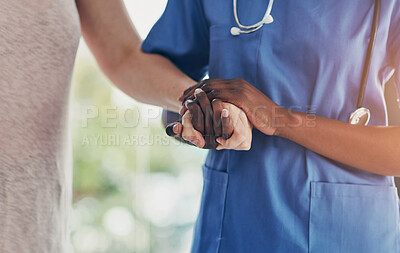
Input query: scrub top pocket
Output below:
<box><xmin>191</xmin><ymin>165</ymin><xmax>228</xmax><ymax>253</ymax></box>
<box><xmin>309</xmin><ymin>182</ymin><xmax>399</xmax><ymax>253</ymax></box>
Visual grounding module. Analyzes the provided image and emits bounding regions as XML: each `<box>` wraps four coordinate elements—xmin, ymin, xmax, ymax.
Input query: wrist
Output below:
<box><xmin>272</xmin><ymin>108</ymin><xmax>304</xmax><ymax>138</ymax></box>
<box><xmin>167</xmin><ymin>78</ymin><xmax>197</xmax><ymax>112</ymax></box>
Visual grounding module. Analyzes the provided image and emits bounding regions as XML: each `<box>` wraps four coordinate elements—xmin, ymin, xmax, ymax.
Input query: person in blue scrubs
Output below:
<box><xmin>142</xmin><ymin>0</ymin><xmax>400</xmax><ymax>252</ymax></box>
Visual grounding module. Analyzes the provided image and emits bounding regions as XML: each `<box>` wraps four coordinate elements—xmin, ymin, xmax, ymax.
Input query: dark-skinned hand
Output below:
<box><xmin>167</xmin><ymin>87</ymin><xmax>253</xmax><ymax>150</ymax></box>
<box><xmin>179</xmin><ymin>78</ymin><xmax>280</xmax><ymax>136</ymax></box>
<box><xmin>166</xmin><ymin>89</ymin><xmax>234</xmax><ymax>149</ymax></box>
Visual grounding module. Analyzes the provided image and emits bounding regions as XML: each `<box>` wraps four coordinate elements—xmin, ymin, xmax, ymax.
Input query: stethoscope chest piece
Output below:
<box><xmin>349</xmin><ymin>107</ymin><xmax>370</xmax><ymax>125</ymax></box>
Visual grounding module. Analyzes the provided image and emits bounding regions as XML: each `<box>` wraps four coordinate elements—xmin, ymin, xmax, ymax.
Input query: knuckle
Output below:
<box><xmin>187</xmin><ymin>106</ymin><xmax>196</xmax><ymax>114</ymax></box>
<box><xmin>201</xmin><ymin>82</ymin><xmax>210</xmax><ymax>89</ymax></box>
<box><xmin>183</xmin><ymin>87</ymin><xmax>193</xmax><ymax>95</ymax></box>
<box><xmin>223</xmin><ymin>140</ymin><xmax>231</xmax><ymax>147</ymax></box>
<box><xmin>234</xmin><ymin>77</ymin><xmax>244</xmax><ymax>83</ymax></box>
<box><xmin>187</xmin><ymin>100</ymin><xmax>197</xmax><ymax>107</ymax></box>
<box><xmin>210</xmin><ymin>89</ymin><xmax>220</xmax><ymax>96</ymax></box>
<box><xmin>212</xmin><ymin>98</ymin><xmax>221</xmax><ymax>103</ymax></box>
<box><xmin>242</xmin><ymin>88</ymin><xmax>250</xmax><ymax>99</ymax></box>
<box><xmin>181</xmin><ymin>134</ymin><xmax>190</xmax><ymax>141</ymax></box>
<box><xmin>202</xmin><ymin>79</ymin><xmax>211</xmax><ymax>85</ymax></box>
<box><xmin>182</xmin><ymin>133</ymin><xmax>195</xmax><ymax>142</ymax></box>
<box><xmin>237</xmin><ymin>142</ymin><xmax>250</xmax><ymax>151</ymax></box>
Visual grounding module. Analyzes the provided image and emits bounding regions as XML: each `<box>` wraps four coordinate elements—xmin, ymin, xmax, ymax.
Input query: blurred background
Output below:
<box><xmin>71</xmin><ymin>0</ymin><xmax>207</xmax><ymax>252</ymax></box>
<box><xmin>70</xmin><ymin>1</ymin><xmax>400</xmax><ymax>253</ymax></box>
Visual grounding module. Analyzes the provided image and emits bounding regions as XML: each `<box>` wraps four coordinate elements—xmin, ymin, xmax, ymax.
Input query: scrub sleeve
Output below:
<box><xmin>142</xmin><ymin>0</ymin><xmax>209</xmax><ymax>81</ymax></box>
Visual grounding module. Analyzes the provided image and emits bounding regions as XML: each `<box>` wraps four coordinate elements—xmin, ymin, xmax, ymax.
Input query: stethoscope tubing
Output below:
<box><xmin>356</xmin><ymin>0</ymin><xmax>381</xmax><ymax>109</ymax></box>
<box><xmin>232</xmin><ymin>0</ymin><xmax>274</xmax><ymax>30</ymax></box>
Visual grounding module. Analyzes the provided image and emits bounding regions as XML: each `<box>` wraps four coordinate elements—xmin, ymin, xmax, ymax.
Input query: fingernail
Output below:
<box><xmin>192</xmin><ymin>140</ymin><xmax>200</xmax><ymax>146</ymax></box>
<box><xmin>194</xmin><ymin>88</ymin><xmax>202</xmax><ymax>95</ymax></box>
<box><xmin>222</xmin><ymin>109</ymin><xmax>229</xmax><ymax>118</ymax></box>
<box><xmin>173</xmin><ymin>124</ymin><xmax>178</xmax><ymax>134</ymax></box>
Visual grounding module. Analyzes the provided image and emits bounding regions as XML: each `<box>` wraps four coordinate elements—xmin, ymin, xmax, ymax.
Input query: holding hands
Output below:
<box><xmin>167</xmin><ymin>77</ymin><xmax>283</xmax><ymax>150</ymax></box>
<box><xmin>180</xmin><ymin>78</ymin><xmax>281</xmax><ymax>136</ymax></box>
<box><xmin>166</xmin><ymin>87</ymin><xmax>253</xmax><ymax>150</ymax></box>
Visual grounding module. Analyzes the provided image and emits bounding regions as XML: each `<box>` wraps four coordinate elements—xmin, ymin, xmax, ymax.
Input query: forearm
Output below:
<box><xmin>106</xmin><ymin>48</ymin><xmax>196</xmax><ymax>112</ymax></box>
<box><xmin>76</xmin><ymin>0</ymin><xmax>195</xmax><ymax>113</ymax></box>
<box><xmin>273</xmin><ymin>109</ymin><xmax>400</xmax><ymax>176</ymax></box>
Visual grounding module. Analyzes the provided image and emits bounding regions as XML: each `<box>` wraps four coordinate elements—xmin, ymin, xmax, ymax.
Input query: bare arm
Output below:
<box><xmin>75</xmin><ymin>0</ymin><xmax>195</xmax><ymax>112</ymax></box>
<box><xmin>275</xmin><ymin>110</ymin><xmax>400</xmax><ymax>176</ymax></box>
<box><xmin>181</xmin><ymin>78</ymin><xmax>400</xmax><ymax>176</ymax></box>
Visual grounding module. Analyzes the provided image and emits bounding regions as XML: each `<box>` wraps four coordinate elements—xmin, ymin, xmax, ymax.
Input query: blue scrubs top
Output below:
<box><xmin>143</xmin><ymin>0</ymin><xmax>400</xmax><ymax>252</ymax></box>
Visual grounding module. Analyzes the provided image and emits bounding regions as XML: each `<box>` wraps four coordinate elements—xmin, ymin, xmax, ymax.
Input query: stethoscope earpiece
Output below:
<box><xmin>230</xmin><ymin>27</ymin><xmax>241</xmax><ymax>36</ymax></box>
<box><xmin>262</xmin><ymin>14</ymin><xmax>274</xmax><ymax>24</ymax></box>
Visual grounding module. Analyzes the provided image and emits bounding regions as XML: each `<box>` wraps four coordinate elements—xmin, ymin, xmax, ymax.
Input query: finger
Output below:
<box><xmin>181</xmin><ymin>79</ymin><xmax>228</xmax><ymax>104</ymax></box>
<box><xmin>165</xmin><ymin>121</ymin><xmax>182</xmax><ymax>137</ymax></box>
<box><xmin>174</xmin><ymin>123</ymin><xmax>184</xmax><ymax>140</ymax></box>
<box><xmin>218</xmin><ymin>134</ymin><xmax>250</xmax><ymax>150</ymax></box>
<box><xmin>186</xmin><ymin>99</ymin><xmax>204</xmax><ymax>134</ymax></box>
<box><xmin>236</xmin><ymin>141</ymin><xmax>251</xmax><ymax>150</ymax></box>
<box><xmin>182</xmin><ymin>94</ymin><xmax>195</xmax><ymax>107</ymax></box>
<box><xmin>166</xmin><ymin>121</ymin><xmax>195</xmax><ymax>146</ymax></box>
<box><xmin>205</xmin><ymin>89</ymin><xmax>238</xmax><ymax>106</ymax></box>
<box><xmin>183</xmin><ymin>80</ymin><xmax>206</xmax><ymax>97</ymax></box>
<box><xmin>179</xmin><ymin>107</ymin><xmax>187</xmax><ymax>116</ymax></box>
<box><xmin>194</xmin><ymin>89</ymin><xmax>214</xmax><ymax>146</ymax></box>
<box><xmin>199</xmin><ymin>82</ymin><xmax>234</xmax><ymax>94</ymax></box>
<box><xmin>211</xmin><ymin>99</ymin><xmax>223</xmax><ymax>137</ymax></box>
<box><xmin>180</xmin><ymin>88</ymin><xmax>196</xmax><ymax>103</ymax></box>
<box><xmin>182</xmin><ymin>111</ymin><xmax>205</xmax><ymax>148</ymax></box>
<box><xmin>165</xmin><ymin>122</ymin><xmax>175</xmax><ymax>137</ymax></box>
<box><xmin>221</xmin><ymin>109</ymin><xmax>234</xmax><ymax>140</ymax></box>
<box><xmin>216</xmin><ymin>123</ymin><xmax>247</xmax><ymax>150</ymax></box>
<box><xmin>181</xmin><ymin>80</ymin><xmax>205</xmax><ymax>104</ymax></box>
<box><xmin>218</xmin><ymin>138</ymin><xmax>250</xmax><ymax>151</ymax></box>
<box><xmin>216</xmin><ymin>133</ymin><xmax>245</xmax><ymax>150</ymax></box>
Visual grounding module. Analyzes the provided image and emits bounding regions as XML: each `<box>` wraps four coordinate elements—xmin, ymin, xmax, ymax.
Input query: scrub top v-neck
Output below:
<box><xmin>143</xmin><ymin>0</ymin><xmax>400</xmax><ymax>252</ymax></box>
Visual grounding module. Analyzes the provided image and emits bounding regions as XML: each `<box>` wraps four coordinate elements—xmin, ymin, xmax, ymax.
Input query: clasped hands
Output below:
<box><xmin>166</xmin><ymin>78</ymin><xmax>281</xmax><ymax>150</ymax></box>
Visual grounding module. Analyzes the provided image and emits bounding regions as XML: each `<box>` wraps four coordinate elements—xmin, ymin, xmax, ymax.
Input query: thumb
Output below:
<box><xmin>165</xmin><ymin>121</ymin><xmax>182</xmax><ymax>137</ymax></box>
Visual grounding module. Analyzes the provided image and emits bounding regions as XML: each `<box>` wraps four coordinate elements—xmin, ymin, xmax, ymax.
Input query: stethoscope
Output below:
<box><xmin>230</xmin><ymin>0</ymin><xmax>381</xmax><ymax>126</ymax></box>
